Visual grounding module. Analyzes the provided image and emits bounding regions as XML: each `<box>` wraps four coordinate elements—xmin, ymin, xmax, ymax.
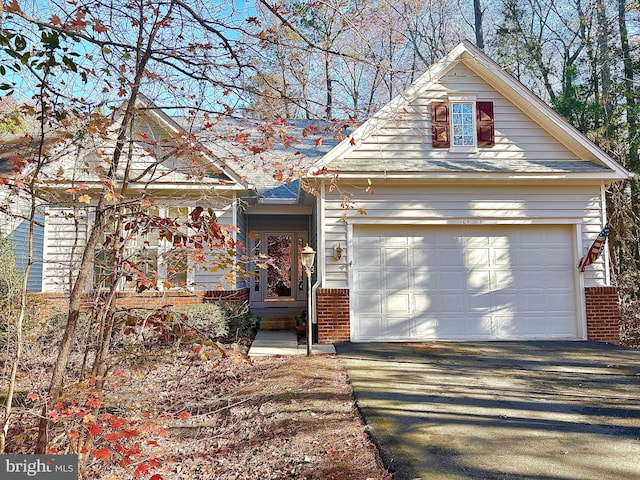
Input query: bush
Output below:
<box><xmin>175</xmin><ymin>301</ymin><xmax>255</xmax><ymax>342</ymax></box>
<box><xmin>0</xmin><ymin>234</ymin><xmax>23</xmax><ymax>349</ymax></box>
<box><xmin>175</xmin><ymin>303</ymin><xmax>229</xmax><ymax>338</ymax></box>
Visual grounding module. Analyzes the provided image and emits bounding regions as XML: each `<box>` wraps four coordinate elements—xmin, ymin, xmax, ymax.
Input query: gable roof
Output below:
<box><xmin>310</xmin><ymin>41</ymin><xmax>629</xmax><ymax>182</ymax></box>
<box><xmin>3</xmin><ymin>95</ymin><xmax>249</xmax><ymax>193</ymax></box>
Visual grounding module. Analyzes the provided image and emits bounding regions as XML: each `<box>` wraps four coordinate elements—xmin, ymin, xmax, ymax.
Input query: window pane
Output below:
<box><xmin>451</xmin><ymin>102</ymin><xmax>475</xmax><ymax>147</ymax></box>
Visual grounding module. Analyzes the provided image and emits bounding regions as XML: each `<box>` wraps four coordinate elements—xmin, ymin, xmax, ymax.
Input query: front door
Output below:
<box><xmin>250</xmin><ymin>232</ymin><xmax>308</xmax><ymax>307</ymax></box>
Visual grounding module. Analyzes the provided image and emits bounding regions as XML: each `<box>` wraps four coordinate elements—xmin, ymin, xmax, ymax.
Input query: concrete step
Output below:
<box><xmin>260</xmin><ymin>316</ymin><xmax>297</xmax><ymax>330</ymax></box>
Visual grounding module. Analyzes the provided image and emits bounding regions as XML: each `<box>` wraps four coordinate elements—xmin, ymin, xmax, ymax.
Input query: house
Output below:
<box><xmin>305</xmin><ymin>41</ymin><xmax>628</xmax><ymax>344</ymax></box>
<box><xmin>11</xmin><ymin>41</ymin><xmax>627</xmax><ymax>343</ymax></box>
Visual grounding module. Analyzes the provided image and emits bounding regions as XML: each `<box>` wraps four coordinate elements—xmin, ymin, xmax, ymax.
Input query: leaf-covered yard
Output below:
<box><xmin>4</xmin><ymin>314</ymin><xmax>392</xmax><ymax>480</ymax></box>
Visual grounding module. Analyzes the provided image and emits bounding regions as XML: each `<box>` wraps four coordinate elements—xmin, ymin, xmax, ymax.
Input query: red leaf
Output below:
<box><xmin>5</xmin><ymin>1</ymin><xmax>22</xmax><ymax>13</ymax></box>
<box><xmin>86</xmin><ymin>397</ymin><xmax>101</xmax><ymax>408</ymax></box>
<box><xmin>92</xmin><ymin>447</ymin><xmax>112</xmax><ymax>463</ymax></box>
<box><xmin>27</xmin><ymin>392</ymin><xmax>39</xmax><ymax>401</ymax></box>
<box><xmin>134</xmin><ymin>463</ymin><xmax>149</xmax><ymax>478</ymax></box>
<box><xmin>121</xmin><ymin>429</ymin><xmax>139</xmax><ymax>438</ymax></box>
<box><xmin>234</xmin><ymin>133</ymin><xmax>250</xmax><ymax>143</ymax></box>
<box><xmin>178</xmin><ymin>412</ymin><xmax>190</xmax><ymax>419</ymax></box>
<box><xmin>103</xmin><ymin>432</ymin><xmax>119</xmax><ymax>443</ymax></box>
<box><xmin>89</xmin><ymin>423</ymin><xmax>101</xmax><ymax>436</ymax></box>
<box><xmin>149</xmin><ymin>475</ymin><xmax>164</xmax><ymax>480</ymax></box>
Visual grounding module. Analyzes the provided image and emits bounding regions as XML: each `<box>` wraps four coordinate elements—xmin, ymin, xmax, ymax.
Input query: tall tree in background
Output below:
<box><xmin>473</xmin><ymin>0</ymin><xmax>485</xmax><ymax>49</ymax></box>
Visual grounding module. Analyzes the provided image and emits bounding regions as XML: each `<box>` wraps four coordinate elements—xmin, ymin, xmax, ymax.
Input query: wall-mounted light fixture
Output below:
<box><xmin>333</xmin><ymin>243</ymin><xmax>343</xmax><ymax>261</ymax></box>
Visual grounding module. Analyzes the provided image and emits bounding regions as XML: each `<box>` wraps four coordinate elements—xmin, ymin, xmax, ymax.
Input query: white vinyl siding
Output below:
<box><xmin>343</xmin><ymin>64</ymin><xmax>589</xmax><ymax>164</ymax></box>
<box><xmin>42</xmin><ymin>206</ymin><xmax>89</xmax><ymax>293</ymax></box>
<box><xmin>43</xmin><ymin>197</ymin><xmax>240</xmax><ymax>293</ymax></box>
<box><xmin>322</xmin><ymin>182</ymin><xmax>606</xmax><ymax>288</ymax></box>
<box><xmin>192</xmin><ymin>203</ymin><xmax>237</xmax><ymax>290</ymax></box>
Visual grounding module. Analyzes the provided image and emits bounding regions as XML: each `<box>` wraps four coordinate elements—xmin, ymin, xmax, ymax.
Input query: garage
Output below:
<box><xmin>351</xmin><ymin>224</ymin><xmax>580</xmax><ymax>341</ymax></box>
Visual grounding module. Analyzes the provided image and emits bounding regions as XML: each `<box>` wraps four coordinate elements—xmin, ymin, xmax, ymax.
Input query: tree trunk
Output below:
<box><xmin>474</xmin><ymin>0</ymin><xmax>484</xmax><ymax>49</ymax></box>
<box><xmin>35</xmin><ymin>5</ymin><xmax>165</xmax><ymax>450</ymax></box>
<box><xmin>619</xmin><ymin>0</ymin><xmax>638</xmax><ymax>172</ymax></box>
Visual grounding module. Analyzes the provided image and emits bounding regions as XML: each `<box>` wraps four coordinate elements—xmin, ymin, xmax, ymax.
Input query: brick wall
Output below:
<box><xmin>585</xmin><ymin>286</ymin><xmax>620</xmax><ymax>344</ymax></box>
<box><xmin>30</xmin><ymin>288</ymin><xmax>250</xmax><ymax>318</ymax></box>
<box><xmin>316</xmin><ymin>288</ymin><xmax>350</xmax><ymax>344</ymax></box>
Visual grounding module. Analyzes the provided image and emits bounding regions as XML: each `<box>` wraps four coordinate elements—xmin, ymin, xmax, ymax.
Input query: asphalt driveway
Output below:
<box><xmin>335</xmin><ymin>341</ymin><xmax>640</xmax><ymax>480</ymax></box>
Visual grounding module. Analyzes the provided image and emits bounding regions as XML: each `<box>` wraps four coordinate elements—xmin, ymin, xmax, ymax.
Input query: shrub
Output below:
<box><xmin>175</xmin><ymin>303</ymin><xmax>229</xmax><ymax>338</ymax></box>
<box><xmin>0</xmin><ymin>234</ymin><xmax>23</xmax><ymax>349</ymax></box>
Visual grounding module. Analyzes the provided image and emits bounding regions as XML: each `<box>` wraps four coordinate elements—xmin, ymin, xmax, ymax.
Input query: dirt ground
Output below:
<box><xmin>5</xmin><ymin>334</ymin><xmax>393</xmax><ymax>480</ymax></box>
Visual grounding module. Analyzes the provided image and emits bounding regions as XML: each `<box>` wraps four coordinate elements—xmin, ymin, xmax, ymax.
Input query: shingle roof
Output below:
<box><xmin>191</xmin><ymin>118</ymin><xmax>350</xmax><ymax>200</ymax></box>
<box><xmin>326</xmin><ymin>158</ymin><xmax>610</xmax><ymax>174</ymax></box>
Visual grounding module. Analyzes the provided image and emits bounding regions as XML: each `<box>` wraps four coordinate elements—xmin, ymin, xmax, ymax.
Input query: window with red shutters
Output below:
<box><xmin>431</xmin><ymin>100</ymin><xmax>495</xmax><ymax>149</ymax></box>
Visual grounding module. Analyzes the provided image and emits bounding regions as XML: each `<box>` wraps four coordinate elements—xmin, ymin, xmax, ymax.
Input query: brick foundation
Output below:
<box><xmin>585</xmin><ymin>286</ymin><xmax>620</xmax><ymax>344</ymax></box>
<box><xmin>30</xmin><ymin>288</ymin><xmax>250</xmax><ymax>319</ymax></box>
<box><xmin>316</xmin><ymin>288</ymin><xmax>350</xmax><ymax>344</ymax></box>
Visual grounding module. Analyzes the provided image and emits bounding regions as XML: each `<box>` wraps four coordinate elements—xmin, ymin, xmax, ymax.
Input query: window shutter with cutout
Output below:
<box><xmin>476</xmin><ymin>101</ymin><xmax>495</xmax><ymax>147</ymax></box>
<box><xmin>431</xmin><ymin>102</ymin><xmax>450</xmax><ymax>148</ymax></box>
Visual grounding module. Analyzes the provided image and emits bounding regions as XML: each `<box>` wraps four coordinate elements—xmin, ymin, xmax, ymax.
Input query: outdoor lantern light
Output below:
<box><xmin>301</xmin><ymin>244</ymin><xmax>316</xmax><ymax>273</ymax></box>
<box><xmin>300</xmin><ymin>244</ymin><xmax>316</xmax><ymax>356</ymax></box>
<box><xmin>333</xmin><ymin>243</ymin><xmax>343</xmax><ymax>261</ymax></box>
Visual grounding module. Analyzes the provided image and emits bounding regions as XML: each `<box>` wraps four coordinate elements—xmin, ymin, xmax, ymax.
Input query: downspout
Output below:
<box><xmin>601</xmin><ymin>183</ymin><xmax>611</xmax><ymax>285</ymax></box>
<box><xmin>311</xmin><ymin>183</ymin><xmax>325</xmax><ymax>337</ymax></box>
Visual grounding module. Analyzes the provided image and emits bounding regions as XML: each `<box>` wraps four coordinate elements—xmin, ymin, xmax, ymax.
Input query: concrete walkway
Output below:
<box><xmin>248</xmin><ymin>329</ymin><xmax>336</xmax><ymax>357</ymax></box>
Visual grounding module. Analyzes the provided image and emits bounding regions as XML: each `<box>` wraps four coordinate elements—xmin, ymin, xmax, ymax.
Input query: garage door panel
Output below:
<box><xmin>384</xmin><ymin>248</ymin><xmax>410</xmax><ymax>267</ymax></box>
<box><xmin>385</xmin><ymin>293</ymin><xmax>411</xmax><ymax>314</ymax></box>
<box><xmin>412</xmin><ymin>247</ymin><xmax>433</xmax><ymax>264</ymax></box>
<box><xmin>413</xmin><ymin>270</ymin><xmax>432</xmax><ymax>288</ymax></box>
<box><xmin>439</xmin><ymin>270</ymin><xmax>467</xmax><ymax>288</ymax></box>
<box><xmin>355</xmin><ymin>270</ymin><xmax>383</xmax><ymax>290</ymax></box>
<box><xmin>437</xmin><ymin>250</ymin><xmax>465</xmax><ymax>268</ymax></box>
<box><xmin>386</xmin><ymin>271</ymin><xmax>410</xmax><ymax>290</ymax></box>
<box><xmin>354</xmin><ymin>293</ymin><xmax>383</xmax><ymax>314</ymax></box>
<box><xmin>387</xmin><ymin>317</ymin><xmax>412</xmax><ymax>338</ymax></box>
<box><xmin>355</xmin><ymin>316</ymin><xmax>384</xmax><ymax>339</ymax></box>
<box><xmin>546</xmin><ymin>293</ymin><xmax>576</xmax><ymax>312</ymax></box>
<box><xmin>493</xmin><ymin>271</ymin><xmax>515</xmax><ymax>289</ymax></box>
<box><xmin>414</xmin><ymin>294</ymin><xmax>433</xmax><ymax>313</ymax></box>
<box><xmin>437</xmin><ymin>293</ymin><xmax>466</xmax><ymax>313</ymax></box>
<box><xmin>357</xmin><ymin>247</ymin><xmax>383</xmax><ymax>267</ymax></box>
<box><xmin>414</xmin><ymin>317</ymin><xmax>438</xmax><ymax>337</ymax></box>
<box><xmin>493</xmin><ymin>315</ymin><xmax>520</xmax><ymax>337</ymax></box>
<box><xmin>468</xmin><ymin>270</ymin><xmax>491</xmax><ymax>291</ymax></box>
<box><xmin>542</xmin><ymin>271</ymin><xmax>575</xmax><ymax>289</ymax></box>
<box><xmin>517</xmin><ymin>270</ymin><xmax>546</xmax><ymax>288</ymax></box>
<box><xmin>466</xmin><ymin>248</ymin><xmax>490</xmax><ymax>267</ymax></box>
<box><xmin>352</xmin><ymin>225</ymin><xmax>578</xmax><ymax>341</ymax></box>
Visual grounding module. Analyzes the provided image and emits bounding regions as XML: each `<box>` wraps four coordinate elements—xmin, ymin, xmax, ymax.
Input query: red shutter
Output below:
<box><xmin>476</xmin><ymin>101</ymin><xmax>495</xmax><ymax>147</ymax></box>
<box><xmin>431</xmin><ymin>102</ymin><xmax>450</xmax><ymax>148</ymax></box>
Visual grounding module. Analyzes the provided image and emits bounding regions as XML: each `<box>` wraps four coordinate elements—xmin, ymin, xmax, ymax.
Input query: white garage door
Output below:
<box><xmin>352</xmin><ymin>225</ymin><xmax>579</xmax><ymax>341</ymax></box>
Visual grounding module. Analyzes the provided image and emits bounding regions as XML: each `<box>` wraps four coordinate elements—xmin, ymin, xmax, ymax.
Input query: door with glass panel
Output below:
<box><xmin>250</xmin><ymin>232</ymin><xmax>307</xmax><ymax>306</ymax></box>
